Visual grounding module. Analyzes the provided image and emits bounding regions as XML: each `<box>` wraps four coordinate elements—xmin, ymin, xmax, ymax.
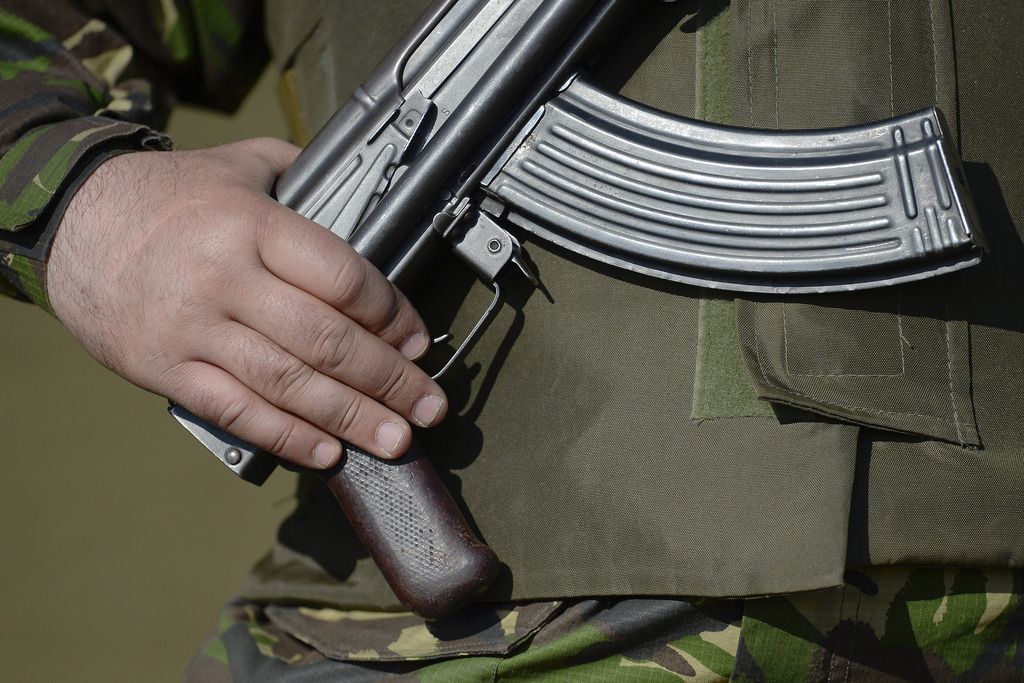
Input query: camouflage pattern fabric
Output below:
<box><xmin>0</xmin><ymin>0</ymin><xmax>265</xmax><ymax>307</ymax></box>
<box><xmin>185</xmin><ymin>567</ymin><xmax>1024</xmax><ymax>682</ymax></box>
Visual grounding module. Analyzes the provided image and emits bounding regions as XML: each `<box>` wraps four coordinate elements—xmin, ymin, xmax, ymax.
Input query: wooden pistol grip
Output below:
<box><xmin>316</xmin><ymin>439</ymin><xmax>499</xmax><ymax>620</ymax></box>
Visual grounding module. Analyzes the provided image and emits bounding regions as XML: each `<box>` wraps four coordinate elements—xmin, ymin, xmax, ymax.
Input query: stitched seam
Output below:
<box><xmin>746</xmin><ymin>0</ymin><xmax>754</xmax><ymax>123</ymax></box>
<box><xmin>772</xmin><ymin>0</ymin><xmax>780</xmax><ymax>127</ymax></box>
<box><xmin>897</xmin><ymin>309</ymin><xmax>910</xmax><ymax>367</ymax></box>
<box><xmin>753</xmin><ymin>309</ymin><xmax>961</xmax><ymax>427</ymax></box>
<box><xmin>943</xmin><ymin>320</ymin><xmax>966</xmax><ymax>445</ymax></box>
<box><xmin>927</xmin><ymin>0</ymin><xmax>940</xmax><ymax>103</ymax></box>
<box><xmin>887</xmin><ymin>0</ymin><xmax>895</xmax><ymax>116</ymax></box>
<box><xmin>698</xmin><ymin>26</ymin><xmax>706</xmax><ymax>119</ymax></box>
<box><xmin>781</xmin><ymin>303</ymin><xmax>791</xmax><ymax>371</ymax></box>
<box><xmin>782</xmin><ymin>301</ymin><xmax>908</xmax><ymax>378</ymax></box>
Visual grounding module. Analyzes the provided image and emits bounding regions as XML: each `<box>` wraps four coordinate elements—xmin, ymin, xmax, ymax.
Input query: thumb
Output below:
<box><xmin>217</xmin><ymin>137</ymin><xmax>302</xmax><ymax>189</ymax></box>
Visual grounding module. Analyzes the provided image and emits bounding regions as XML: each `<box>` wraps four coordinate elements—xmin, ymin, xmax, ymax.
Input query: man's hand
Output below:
<box><xmin>47</xmin><ymin>138</ymin><xmax>447</xmax><ymax>470</ymax></box>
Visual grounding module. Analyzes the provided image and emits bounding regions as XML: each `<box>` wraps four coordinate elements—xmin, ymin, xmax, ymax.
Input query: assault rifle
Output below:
<box><xmin>172</xmin><ymin>0</ymin><xmax>983</xmax><ymax>619</ymax></box>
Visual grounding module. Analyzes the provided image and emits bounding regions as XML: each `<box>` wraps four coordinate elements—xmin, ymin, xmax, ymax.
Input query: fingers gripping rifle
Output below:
<box><xmin>172</xmin><ymin>0</ymin><xmax>983</xmax><ymax>619</ymax></box>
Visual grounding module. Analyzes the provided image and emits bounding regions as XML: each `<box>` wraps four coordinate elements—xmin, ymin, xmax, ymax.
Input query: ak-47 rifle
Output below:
<box><xmin>172</xmin><ymin>0</ymin><xmax>983</xmax><ymax>619</ymax></box>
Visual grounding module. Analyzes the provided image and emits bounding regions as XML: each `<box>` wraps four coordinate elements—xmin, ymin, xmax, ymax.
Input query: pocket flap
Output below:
<box><xmin>265</xmin><ymin>600</ymin><xmax>562</xmax><ymax>662</ymax></box>
<box><xmin>737</xmin><ymin>284</ymin><xmax>979</xmax><ymax>446</ymax></box>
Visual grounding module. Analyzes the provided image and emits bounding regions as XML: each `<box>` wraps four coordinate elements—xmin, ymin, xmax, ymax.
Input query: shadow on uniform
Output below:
<box><xmin>593</xmin><ymin>0</ymin><xmax>701</xmax><ymax>91</ymax></box>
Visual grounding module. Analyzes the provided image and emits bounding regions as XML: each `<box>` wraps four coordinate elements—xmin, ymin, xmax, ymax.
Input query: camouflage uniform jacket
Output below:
<box><xmin>0</xmin><ymin>0</ymin><xmax>266</xmax><ymax>310</ymax></box>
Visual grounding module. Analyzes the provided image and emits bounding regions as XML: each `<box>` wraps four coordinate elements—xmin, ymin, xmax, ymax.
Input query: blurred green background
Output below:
<box><xmin>0</xmin><ymin>69</ymin><xmax>296</xmax><ymax>681</ymax></box>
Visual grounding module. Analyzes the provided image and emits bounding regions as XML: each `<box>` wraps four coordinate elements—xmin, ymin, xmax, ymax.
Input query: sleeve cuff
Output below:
<box><xmin>0</xmin><ymin>116</ymin><xmax>172</xmax><ymax>311</ymax></box>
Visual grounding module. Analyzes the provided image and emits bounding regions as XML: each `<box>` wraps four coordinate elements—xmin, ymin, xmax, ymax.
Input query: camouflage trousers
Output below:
<box><xmin>184</xmin><ymin>567</ymin><xmax>1024</xmax><ymax>682</ymax></box>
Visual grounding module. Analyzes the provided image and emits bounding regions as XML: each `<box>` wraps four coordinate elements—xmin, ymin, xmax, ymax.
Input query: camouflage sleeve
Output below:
<box><xmin>0</xmin><ymin>0</ymin><xmax>266</xmax><ymax>310</ymax></box>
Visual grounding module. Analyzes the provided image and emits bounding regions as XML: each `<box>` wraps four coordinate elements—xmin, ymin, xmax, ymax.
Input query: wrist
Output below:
<box><xmin>0</xmin><ymin>117</ymin><xmax>172</xmax><ymax>312</ymax></box>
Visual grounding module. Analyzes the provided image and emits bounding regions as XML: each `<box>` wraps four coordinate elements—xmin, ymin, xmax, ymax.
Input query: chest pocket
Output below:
<box><xmin>737</xmin><ymin>282</ymin><xmax>978</xmax><ymax>446</ymax></box>
<box><xmin>728</xmin><ymin>0</ymin><xmax>978</xmax><ymax>446</ymax></box>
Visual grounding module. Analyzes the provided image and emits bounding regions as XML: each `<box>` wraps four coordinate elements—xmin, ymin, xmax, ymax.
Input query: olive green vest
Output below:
<box><xmin>246</xmin><ymin>0</ymin><xmax>1024</xmax><ymax>610</ymax></box>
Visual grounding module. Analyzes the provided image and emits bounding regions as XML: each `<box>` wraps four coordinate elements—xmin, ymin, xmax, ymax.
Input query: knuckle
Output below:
<box><xmin>266</xmin><ymin>357</ymin><xmax>315</xmax><ymax>402</ymax></box>
<box><xmin>214</xmin><ymin>397</ymin><xmax>251</xmax><ymax>434</ymax></box>
<box><xmin>330</xmin><ymin>396</ymin><xmax>366</xmax><ymax>437</ymax></box>
<box><xmin>376</xmin><ymin>364</ymin><xmax>413</xmax><ymax>405</ymax></box>
<box><xmin>269</xmin><ymin>421</ymin><xmax>300</xmax><ymax>458</ymax></box>
<box><xmin>370</xmin><ymin>285</ymin><xmax>405</xmax><ymax>337</ymax></box>
<box><xmin>330</xmin><ymin>255</ymin><xmax>369</xmax><ymax>311</ymax></box>
<box><xmin>310</xmin><ymin>318</ymin><xmax>357</xmax><ymax>373</ymax></box>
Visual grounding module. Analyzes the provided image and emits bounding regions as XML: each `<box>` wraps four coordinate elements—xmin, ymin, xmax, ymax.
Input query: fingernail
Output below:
<box><xmin>313</xmin><ymin>441</ymin><xmax>341</xmax><ymax>469</ymax></box>
<box><xmin>400</xmin><ymin>332</ymin><xmax>429</xmax><ymax>360</ymax></box>
<box><xmin>412</xmin><ymin>395</ymin><xmax>445</xmax><ymax>427</ymax></box>
<box><xmin>375</xmin><ymin>421</ymin><xmax>407</xmax><ymax>456</ymax></box>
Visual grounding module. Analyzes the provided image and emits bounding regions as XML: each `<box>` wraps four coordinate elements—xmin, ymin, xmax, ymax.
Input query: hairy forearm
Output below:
<box><xmin>0</xmin><ymin>0</ymin><xmax>266</xmax><ymax>303</ymax></box>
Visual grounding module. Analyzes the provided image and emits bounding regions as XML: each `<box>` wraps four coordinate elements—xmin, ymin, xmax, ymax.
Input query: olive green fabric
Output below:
<box><xmin>731</xmin><ymin>0</ymin><xmax>1024</xmax><ymax>571</ymax></box>
<box><xmin>846</xmin><ymin>0</ymin><xmax>1024</xmax><ymax>570</ymax></box>
<box><xmin>418</xmin><ymin>240</ymin><xmax>858</xmax><ymax>600</ymax></box>
<box><xmin>692</xmin><ymin>298</ymin><xmax>773</xmax><ymax>420</ymax></box>
<box><xmin>729</xmin><ymin>0</ymin><xmax>958</xmax><ymax>131</ymax></box>
<box><xmin>250</xmin><ymin>0</ymin><xmax>1024</xmax><ymax>611</ymax></box>
<box><xmin>246</xmin><ymin>234</ymin><xmax>859</xmax><ymax>606</ymax></box>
